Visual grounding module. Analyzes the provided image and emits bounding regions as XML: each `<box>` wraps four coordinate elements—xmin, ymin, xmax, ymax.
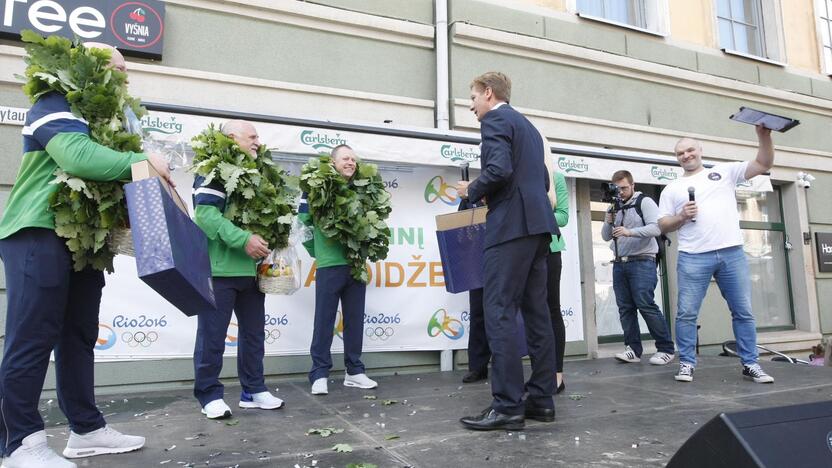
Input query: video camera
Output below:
<box><xmin>600</xmin><ymin>182</ymin><xmax>622</xmax><ymax>204</ymax></box>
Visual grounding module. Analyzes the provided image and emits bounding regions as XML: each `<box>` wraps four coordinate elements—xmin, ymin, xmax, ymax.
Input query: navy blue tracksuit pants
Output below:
<box><xmin>0</xmin><ymin>228</ymin><xmax>106</xmax><ymax>456</ymax></box>
<box><xmin>309</xmin><ymin>265</ymin><xmax>366</xmax><ymax>383</ymax></box>
<box><xmin>193</xmin><ymin>277</ymin><xmax>267</xmax><ymax>407</ymax></box>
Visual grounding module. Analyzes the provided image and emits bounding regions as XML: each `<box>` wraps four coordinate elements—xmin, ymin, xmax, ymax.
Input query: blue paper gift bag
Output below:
<box><xmin>435</xmin><ymin>207</ymin><xmax>487</xmax><ymax>293</ymax></box>
<box><xmin>125</xmin><ymin>177</ymin><xmax>215</xmax><ymax>316</ymax></box>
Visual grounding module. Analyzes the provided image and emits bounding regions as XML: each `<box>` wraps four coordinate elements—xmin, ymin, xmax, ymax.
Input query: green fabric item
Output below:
<box><xmin>194</xmin><ymin>204</ymin><xmax>255</xmax><ymax>277</ymax></box>
<box><xmin>549</xmin><ymin>171</ymin><xmax>569</xmax><ymax>253</ymax></box>
<box><xmin>299</xmin><ymin>211</ymin><xmax>348</xmax><ymax>268</ymax></box>
<box><xmin>0</xmin><ymin>132</ymin><xmax>146</xmax><ymax>239</ymax></box>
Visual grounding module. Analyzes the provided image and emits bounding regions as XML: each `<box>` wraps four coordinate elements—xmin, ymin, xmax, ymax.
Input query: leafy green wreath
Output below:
<box><xmin>19</xmin><ymin>31</ymin><xmax>145</xmax><ymax>273</ymax></box>
<box><xmin>299</xmin><ymin>155</ymin><xmax>391</xmax><ymax>282</ymax></box>
<box><xmin>190</xmin><ymin>124</ymin><xmax>298</xmax><ymax>250</ymax></box>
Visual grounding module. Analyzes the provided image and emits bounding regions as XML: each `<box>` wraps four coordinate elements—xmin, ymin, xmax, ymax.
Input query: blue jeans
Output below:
<box><xmin>613</xmin><ymin>259</ymin><xmax>674</xmax><ymax>356</ymax></box>
<box><xmin>676</xmin><ymin>245</ymin><xmax>758</xmax><ymax>367</ymax></box>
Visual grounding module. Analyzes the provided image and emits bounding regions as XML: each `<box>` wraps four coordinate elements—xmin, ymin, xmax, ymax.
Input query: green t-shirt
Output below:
<box><xmin>549</xmin><ymin>171</ymin><xmax>569</xmax><ymax>253</ymax></box>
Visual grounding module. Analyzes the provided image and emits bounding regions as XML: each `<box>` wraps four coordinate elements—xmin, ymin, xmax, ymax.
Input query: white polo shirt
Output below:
<box><xmin>658</xmin><ymin>161</ymin><xmax>748</xmax><ymax>254</ymax></box>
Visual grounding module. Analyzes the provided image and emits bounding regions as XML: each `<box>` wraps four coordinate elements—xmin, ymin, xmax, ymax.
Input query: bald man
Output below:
<box><xmin>658</xmin><ymin>127</ymin><xmax>775</xmax><ymax>384</ymax></box>
<box><xmin>191</xmin><ymin>120</ymin><xmax>283</xmax><ymax>420</ymax></box>
<box><xmin>0</xmin><ymin>42</ymin><xmax>169</xmax><ymax>468</ymax></box>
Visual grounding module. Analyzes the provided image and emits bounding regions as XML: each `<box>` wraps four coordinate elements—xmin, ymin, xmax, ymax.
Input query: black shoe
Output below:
<box><xmin>462</xmin><ymin>369</ymin><xmax>488</xmax><ymax>383</ymax></box>
<box><xmin>460</xmin><ymin>409</ymin><xmax>525</xmax><ymax>431</ymax></box>
<box><xmin>556</xmin><ymin>380</ymin><xmax>566</xmax><ymax>395</ymax></box>
<box><xmin>524</xmin><ymin>405</ymin><xmax>555</xmax><ymax>422</ymax></box>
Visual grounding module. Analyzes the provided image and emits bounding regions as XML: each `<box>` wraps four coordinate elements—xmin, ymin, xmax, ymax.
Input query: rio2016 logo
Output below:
<box><xmin>225</xmin><ymin>322</ymin><xmax>238</xmax><ymax>347</ymax></box>
<box><xmin>427</xmin><ymin>309</ymin><xmax>465</xmax><ymax>340</ymax></box>
<box><xmin>424</xmin><ymin>176</ymin><xmax>459</xmax><ymax>205</ymax></box>
<box><xmin>95</xmin><ymin>324</ymin><xmax>118</xmax><ymax>351</ymax></box>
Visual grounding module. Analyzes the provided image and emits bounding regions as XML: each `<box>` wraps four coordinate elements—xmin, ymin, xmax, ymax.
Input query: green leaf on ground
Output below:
<box><xmin>332</xmin><ymin>443</ymin><xmax>353</xmax><ymax>453</ymax></box>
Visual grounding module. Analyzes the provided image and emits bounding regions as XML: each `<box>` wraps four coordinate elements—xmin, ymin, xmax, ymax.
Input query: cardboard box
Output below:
<box><xmin>435</xmin><ymin>207</ymin><xmax>487</xmax><ymax>294</ymax></box>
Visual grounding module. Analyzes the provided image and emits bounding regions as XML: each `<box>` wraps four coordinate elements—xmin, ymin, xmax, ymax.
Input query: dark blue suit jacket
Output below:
<box><xmin>467</xmin><ymin>104</ymin><xmax>558</xmax><ymax>249</ymax></box>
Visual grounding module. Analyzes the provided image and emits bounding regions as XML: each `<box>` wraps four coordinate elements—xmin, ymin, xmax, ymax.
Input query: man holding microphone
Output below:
<box><xmin>658</xmin><ymin>126</ymin><xmax>775</xmax><ymax>384</ymax></box>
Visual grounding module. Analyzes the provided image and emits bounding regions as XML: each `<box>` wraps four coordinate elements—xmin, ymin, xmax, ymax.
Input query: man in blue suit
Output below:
<box><xmin>456</xmin><ymin>72</ymin><xmax>558</xmax><ymax>431</ymax></box>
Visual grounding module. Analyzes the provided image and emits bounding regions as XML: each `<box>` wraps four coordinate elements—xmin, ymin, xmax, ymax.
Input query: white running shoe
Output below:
<box><xmin>649</xmin><ymin>352</ymin><xmax>675</xmax><ymax>366</ymax></box>
<box><xmin>62</xmin><ymin>425</ymin><xmax>145</xmax><ymax>459</ymax></box>
<box><xmin>614</xmin><ymin>346</ymin><xmax>641</xmax><ymax>363</ymax></box>
<box><xmin>239</xmin><ymin>391</ymin><xmax>284</xmax><ymax>410</ymax></box>
<box><xmin>343</xmin><ymin>373</ymin><xmax>378</xmax><ymax>389</ymax></box>
<box><xmin>311</xmin><ymin>378</ymin><xmax>328</xmax><ymax>395</ymax></box>
<box><xmin>201</xmin><ymin>399</ymin><xmax>232</xmax><ymax>419</ymax></box>
<box><xmin>1</xmin><ymin>431</ymin><xmax>76</xmax><ymax>468</ymax></box>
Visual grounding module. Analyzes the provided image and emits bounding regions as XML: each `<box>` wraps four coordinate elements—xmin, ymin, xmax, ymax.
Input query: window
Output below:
<box><xmin>717</xmin><ymin>0</ymin><xmax>764</xmax><ymax>56</ymax></box>
<box><xmin>716</xmin><ymin>0</ymin><xmax>785</xmax><ymax>62</ymax></box>
<box><xmin>818</xmin><ymin>0</ymin><xmax>832</xmax><ymax>73</ymax></box>
<box><xmin>736</xmin><ymin>188</ymin><xmax>794</xmax><ymax>329</ymax></box>
<box><xmin>575</xmin><ymin>0</ymin><xmax>668</xmax><ymax>35</ymax></box>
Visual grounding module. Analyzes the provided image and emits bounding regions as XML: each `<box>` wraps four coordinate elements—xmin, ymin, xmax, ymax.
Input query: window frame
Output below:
<box><xmin>815</xmin><ymin>0</ymin><xmax>832</xmax><ymax>75</ymax></box>
<box><xmin>714</xmin><ymin>0</ymin><xmax>787</xmax><ymax>64</ymax></box>
<box><xmin>570</xmin><ymin>0</ymin><xmax>670</xmax><ymax>37</ymax></box>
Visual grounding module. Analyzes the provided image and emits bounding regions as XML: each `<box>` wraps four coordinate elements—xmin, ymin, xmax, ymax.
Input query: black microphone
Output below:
<box><xmin>688</xmin><ymin>186</ymin><xmax>696</xmax><ymax>223</ymax></box>
<box><xmin>460</xmin><ymin>162</ymin><xmax>469</xmax><ymax>182</ymax></box>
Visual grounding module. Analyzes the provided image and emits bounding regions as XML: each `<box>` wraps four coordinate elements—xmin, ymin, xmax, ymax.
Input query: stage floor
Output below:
<box><xmin>29</xmin><ymin>356</ymin><xmax>832</xmax><ymax>467</ymax></box>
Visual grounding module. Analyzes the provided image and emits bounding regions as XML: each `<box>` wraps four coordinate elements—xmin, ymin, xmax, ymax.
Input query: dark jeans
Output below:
<box><xmin>612</xmin><ymin>259</ymin><xmax>674</xmax><ymax>356</ymax></box>
<box><xmin>193</xmin><ymin>276</ymin><xmax>268</xmax><ymax>407</ymax></box>
<box><xmin>0</xmin><ymin>228</ymin><xmax>106</xmax><ymax>456</ymax></box>
<box><xmin>309</xmin><ymin>265</ymin><xmax>366</xmax><ymax>382</ymax></box>
<box><xmin>547</xmin><ymin>252</ymin><xmax>565</xmax><ymax>373</ymax></box>
<box><xmin>483</xmin><ymin>234</ymin><xmax>556</xmax><ymax>415</ymax></box>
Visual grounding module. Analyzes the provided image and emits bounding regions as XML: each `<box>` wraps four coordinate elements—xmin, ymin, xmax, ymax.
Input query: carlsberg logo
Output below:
<box><xmin>300</xmin><ymin>130</ymin><xmax>347</xmax><ymax>151</ymax></box>
<box><xmin>558</xmin><ymin>157</ymin><xmax>588</xmax><ymax>173</ymax></box>
<box><xmin>651</xmin><ymin>166</ymin><xmax>678</xmax><ymax>181</ymax></box>
<box><xmin>142</xmin><ymin>116</ymin><xmax>183</xmax><ymax>135</ymax></box>
<box><xmin>440</xmin><ymin>145</ymin><xmax>479</xmax><ymax>162</ymax></box>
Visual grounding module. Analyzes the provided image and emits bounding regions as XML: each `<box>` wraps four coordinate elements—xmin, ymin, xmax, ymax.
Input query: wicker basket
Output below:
<box><xmin>257</xmin><ymin>274</ymin><xmax>300</xmax><ymax>295</ymax></box>
<box><xmin>108</xmin><ymin>227</ymin><xmax>135</xmax><ymax>257</ymax></box>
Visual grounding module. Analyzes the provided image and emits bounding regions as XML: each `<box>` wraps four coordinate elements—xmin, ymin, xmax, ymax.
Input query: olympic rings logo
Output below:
<box><xmin>121</xmin><ymin>331</ymin><xmax>159</xmax><ymax>347</ymax></box>
<box><xmin>264</xmin><ymin>328</ymin><xmax>282</xmax><ymax>344</ymax></box>
<box><xmin>427</xmin><ymin>308</ymin><xmax>465</xmax><ymax>340</ymax></box>
<box><xmin>365</xmin><ymin>326</ymin><xmax>395</xmax><ymax>341</ymax></box>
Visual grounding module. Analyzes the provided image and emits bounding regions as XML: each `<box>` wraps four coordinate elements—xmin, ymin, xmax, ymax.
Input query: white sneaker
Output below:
<box><xmin>62</xmin><ymin>425</ymin><xmax>145</xmax><ymax>459</ymax></box>
<box><xmin>614</xmin><ymin>346</ymin><xmax>641</xmax><ymax>363</ymax></box>
<box><xmin>239</xmin><ymin>391</ymin><xmax>284</xmax><ymax>410</ymax></box>
<box><xmin>311</xmin><ymin>378</ymin><xmax>328</xmax><ymax>395</ymax></box>
<box><xmin>1</xmin><ymin>431</ymin><xmax>76</xmax><ymax>468</ymax></box>
<box><xmin>201</xmin><ymin>399</ymin><xmax>232</xmax><ymax>419</ymax></box>
<box><xmin>649</xmin><ymin>352</ymin><xmax>675</xmax><ymax>366</ymax></box>
<box><xmin>343</xmin><ymin>373</ymin><xmax>378</xmax><ymax>389</ymax></box>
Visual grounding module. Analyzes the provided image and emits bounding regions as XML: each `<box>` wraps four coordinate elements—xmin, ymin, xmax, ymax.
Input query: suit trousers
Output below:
<box><xmin>483</xmin><ymin>234</ymin><xmax>556</xmax><ymax>415</ymax></box>
<box><xmin>0</xmin><ymin>228</ymin><xmax>106</xmax><ymax>456</ymax></box>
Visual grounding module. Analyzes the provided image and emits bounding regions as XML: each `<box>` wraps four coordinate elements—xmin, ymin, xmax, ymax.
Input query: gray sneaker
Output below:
<box><xmin>63</xmin><ymin>425</ymin><xmax>144</xmax><ymax>459</ymax></box>
<box><xmin>743</xmin><ymin>364</ymin><xmax>774</xmax><ymax>383</ymax></box>
<box><xmin>674</xmin><ymin>363</ymin><xmax>694</xmax><ymax>382</ymax></box>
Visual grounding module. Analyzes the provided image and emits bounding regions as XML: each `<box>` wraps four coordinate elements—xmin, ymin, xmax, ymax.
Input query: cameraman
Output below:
<box><xmin>601</xmin><ymin>170</ymin><xmax>675</xmax><ymax>366</ymax></box>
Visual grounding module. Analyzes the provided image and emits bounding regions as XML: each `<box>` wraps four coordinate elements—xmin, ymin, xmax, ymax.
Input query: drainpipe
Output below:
<box><xmin>435</xmin><ymin>0</ymin><xmax>450</xmax><ymax>131</ymax></box>
<box><xmin>436</xmin><ymin>0</ymin><xmax>454</xmax><ymax>372</ymax></box>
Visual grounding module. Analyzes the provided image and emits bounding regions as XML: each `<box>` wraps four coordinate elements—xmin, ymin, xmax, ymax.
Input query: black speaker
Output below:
<box><xmin>667</xmin><ymin>400</ymin><xmax>832</xmax><ymax>468</ymax></box>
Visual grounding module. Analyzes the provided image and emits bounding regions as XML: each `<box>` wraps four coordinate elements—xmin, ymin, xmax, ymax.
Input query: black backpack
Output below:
<box><xmin>620</xmin><ymin>193</ymin><xmax>670</xmax><ymax>265</ymax></box>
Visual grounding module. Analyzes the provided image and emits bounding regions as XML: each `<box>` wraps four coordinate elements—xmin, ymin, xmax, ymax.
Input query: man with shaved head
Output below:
<box><xmin>658</xmin><ymin>127</ymin><xmax>775</xmax><ymax>384</ymax></box>
<box><xmin>190</xmin><ymin>119</ymin><xmax>283</xmax><ymax>421</ymax></box>
<box><xmin>0</xmin><ymin>42</ymin><xmax>169</xmax><ymax>468</ymax></box>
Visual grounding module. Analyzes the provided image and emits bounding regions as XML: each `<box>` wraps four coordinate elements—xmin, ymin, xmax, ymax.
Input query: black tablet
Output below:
<box><xmin>730</xmin><ymin>106</ymin><xmax>800</xmax><ymax>132</ymax></box>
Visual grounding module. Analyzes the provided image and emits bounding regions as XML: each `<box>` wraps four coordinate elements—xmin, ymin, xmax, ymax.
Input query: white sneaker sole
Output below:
<box><xmin>649</xmin><ymin>358</ymin><xmax>675</xmax><ymax>366</ymax></box>
<box><xmin>311</xmin><ymin>389</ymin><xmax>328</xmax><ymax>395</ymax></box>
<box><xmin>239</xmin><ymin>401</ymin><xmax>283</xmax><ymax>410</ymax></box>
<box><xmin>745</xmin><ymin>376</ymin><xmax>774</xmax><ymax>384</ymax></box>
<box><xmin>201</xmin><ymin>408</ymin><xmax>232</xmax><ymax>419</ymax></box>
<box><xmin>343</xmin><ymin>380</ymin><xmax>377</xmax><ymax>389</ymax></box>
<box><xmin>63</xmin><ymin>442</ymin><xmax>144</xmax><ymax>459</ymax></box>
<box><xmin>615</xmin><ymin>356</ymin><xmax>640</xmax><ymax>364</ymax></box>
<box><xmin>674</xmin><ymin>375</ymin><xmax>693</xmax><ymax>382</ymax></box>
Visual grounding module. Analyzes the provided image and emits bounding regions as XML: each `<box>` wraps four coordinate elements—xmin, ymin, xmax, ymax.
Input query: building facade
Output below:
<box><xmin>0</xmin><ymin>0</ymin><xmax>830</xmax><ymax>390</ymax></box>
